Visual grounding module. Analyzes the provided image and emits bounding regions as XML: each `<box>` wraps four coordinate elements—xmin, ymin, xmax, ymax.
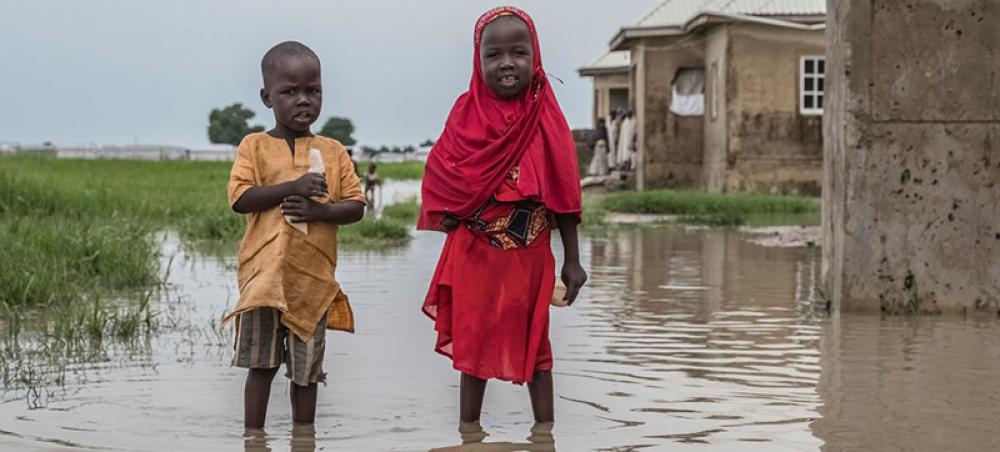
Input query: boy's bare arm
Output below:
<box><xmin>233</xmin><ymin>173</ymin><xmax>327</xmax><ymax>213</ymax></box>
<box><xmin>555</xmin><ymin>213</ymin><xmax>587</xmax><ymax>306</ymax></box>
<box><xmin>281</xmin><ymin>197</ymin><xmax>365</xmax><ymax>225</ymax></box>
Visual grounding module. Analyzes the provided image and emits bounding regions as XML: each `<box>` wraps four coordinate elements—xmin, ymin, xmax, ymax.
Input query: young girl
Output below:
<box><xmin>418</xmin><ymin>6</ymin><xmax>587</xmax><ymax>424</ymax></box>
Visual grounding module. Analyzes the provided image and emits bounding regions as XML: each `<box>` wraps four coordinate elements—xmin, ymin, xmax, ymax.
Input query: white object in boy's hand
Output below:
<box><xmin>285</xmin><ymin>149</ymin><xmax>326</xmax><ymax>234</ymax></box>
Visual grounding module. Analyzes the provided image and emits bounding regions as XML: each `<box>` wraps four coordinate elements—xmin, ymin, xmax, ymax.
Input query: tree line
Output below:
<box><xmin>207</xmin><ymin>103</ymin><xmax>434</xmax><ymax>152</ymax></box>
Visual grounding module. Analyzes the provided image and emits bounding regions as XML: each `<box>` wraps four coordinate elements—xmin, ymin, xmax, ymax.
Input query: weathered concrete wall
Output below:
<box><xmin>703</xmin><ymin>25</ymin><xmax>729</xmax><ymax>193</ymax></box>
<box><xmin>727</xmin><ymin>25</ymin><xmax>825</xmax><ymax>195</ymax></box>
<box><xmin>823</xmin><ymin>0</ymin><xmax>1000</xmax><ymax>313</ymax></box>
<box><xmin>637</xmin><ymin>35</ymin><xmax>706</xmax><ymax>190</ymax></box>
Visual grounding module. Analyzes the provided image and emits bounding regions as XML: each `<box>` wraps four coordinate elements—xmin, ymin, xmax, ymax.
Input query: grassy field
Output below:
<box><xmin>0</xmin><ymin>156</ymin><xmax>421</xmax><ymax>311</ymax></box>
<box><xmin>0</xmin><ymin>155</ymin><xmax>421</xmax><ymax>400</ymax></box>
<box><xmin>594</xmin><ymin>190</ymin><xmax>820</xmax><ymax>226</ymax></box>
<box><xmin>367</xmin><ymin>161</ymin><xmax>424</xmax><ymax>181</ymax></box>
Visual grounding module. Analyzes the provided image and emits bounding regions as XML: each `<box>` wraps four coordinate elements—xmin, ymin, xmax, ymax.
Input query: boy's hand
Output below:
<box><xmin>290</xmin><ymin>173</ymin><xmax>328</xmax><ymax>198</ymax></box>
<box><xmin>281</xmin><ymin>195</ymin><xmax>329</xmax><ymax>223</ymax></box>
<box><xmin>560</xmin><ymin>260</ymin><xmax>587</xmax><ymax>306</ymax></box>
<box><xmin>441</xmin><ymin>215</ymin><xmax>460</xmax><ymax>231</ymax></box>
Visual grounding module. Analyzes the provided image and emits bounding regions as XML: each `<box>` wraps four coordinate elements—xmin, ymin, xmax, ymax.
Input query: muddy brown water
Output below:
<box><xmin>2</xmin><ymin>222</ymin><xmax>999</xmax><ymax>451</ymax></box>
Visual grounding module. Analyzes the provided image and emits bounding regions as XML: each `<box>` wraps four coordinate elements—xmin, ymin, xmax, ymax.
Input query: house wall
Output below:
<box><xmin>636</xmin><ymin>35</ymin><xmax>706</xmax><ymax>189</ymax></box>
<box><xmin>726</xmin><ymin>24</ymin><xmax>825</xmax><ymax>195</ymax></box>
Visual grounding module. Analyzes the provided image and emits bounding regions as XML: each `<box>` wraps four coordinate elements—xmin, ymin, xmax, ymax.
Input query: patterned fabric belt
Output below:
<box><xmin>465</xmin><ymin>200</ymin><xmax>550</xmax><ymax>250</ymax></box>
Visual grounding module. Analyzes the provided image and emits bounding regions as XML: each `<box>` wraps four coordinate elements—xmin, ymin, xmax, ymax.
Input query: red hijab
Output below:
<box><xmin>418</xmin><ymin>6</ymin><xmax>582</xmax><ymax>231</ymax></box>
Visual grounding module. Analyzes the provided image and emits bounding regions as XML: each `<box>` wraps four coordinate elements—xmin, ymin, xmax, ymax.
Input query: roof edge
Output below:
<box><xmin>610</xmin><ymin>10</ymin><xmax>825</xmax><ymax>50</ymax></box>
<box><xmin>578</xmin><ymin>65</ymin><xmax>631</xmax><ymax>77</ymax></box>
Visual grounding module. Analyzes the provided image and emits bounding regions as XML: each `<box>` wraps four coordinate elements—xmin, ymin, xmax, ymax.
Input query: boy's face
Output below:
<box><xmin>479</xmin><ymin>17</ymin><xmax>534</xmax><ymax>99</ymax></box>
<box><xmin>260</xmin><ymin>56</ymin><xmax>322</xmax><ymax>133</ymax></box>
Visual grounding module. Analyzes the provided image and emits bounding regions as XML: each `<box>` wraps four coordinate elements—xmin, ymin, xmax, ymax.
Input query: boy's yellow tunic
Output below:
<box><xmin>226</xmin><ymin>132</ymin><xmax>364</xmax><ymax>341</ymax></box>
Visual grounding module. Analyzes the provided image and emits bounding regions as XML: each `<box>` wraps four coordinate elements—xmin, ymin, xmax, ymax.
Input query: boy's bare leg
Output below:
<box><xmin>245</xmin><ymin>367</ymin><xmax>279</xmax><ymax>429</ymax></box>
<box><xmin>460</xmin><ymin>373</ymin><xmax>488</xmax><ymax>423</ymax></box>
<box><xmin>290</xmin><ymin>383</ymin><xmax>318</xmax><ymax>425</ymax></box>
<box><xmin>527</xmin><ymin>371</ymin><xmax>554</xmax><ymax>423</ymax></box>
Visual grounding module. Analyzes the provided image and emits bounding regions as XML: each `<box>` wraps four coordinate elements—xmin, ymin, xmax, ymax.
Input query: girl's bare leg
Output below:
<box><xmin>527</xmin><ymin>370</ymin><xmax>554</xmax><ymax>423</ymax></box>
<box><xmin>460</xmin><ymin>373</ymin><xmax>488</xmax><ymax>423</ymax></box>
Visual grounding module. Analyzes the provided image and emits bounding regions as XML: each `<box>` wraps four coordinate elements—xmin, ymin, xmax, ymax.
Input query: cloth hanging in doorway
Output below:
<box><xmin>617</xmin><ymin>115</ymin><xmax>636</xmax><ymax>168</ymax></box>
<box><xmin>669</xmin><ymin>68</ymin><xmax>705</xmax><ymax>116</ymax></box>
<box><xmin>606</xmin><ymin>116</ymin><xmax>619</xmax><ymax>167</ymax></box>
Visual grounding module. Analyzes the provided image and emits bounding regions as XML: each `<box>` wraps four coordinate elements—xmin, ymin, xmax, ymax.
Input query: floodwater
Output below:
<box><xmin>3</xmin><ymin>206</ymin><xmax>1000</xmax><ymax>451</ymax></box>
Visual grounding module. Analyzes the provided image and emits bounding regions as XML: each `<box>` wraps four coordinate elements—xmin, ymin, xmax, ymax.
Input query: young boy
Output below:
<box><xmin>226</xmin><ymin>41</ymin><xmax>366</xmax><ymax>430</ymax></box>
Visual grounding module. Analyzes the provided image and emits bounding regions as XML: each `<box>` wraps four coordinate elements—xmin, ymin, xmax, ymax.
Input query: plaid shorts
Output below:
<box><xmin>232</xmin><ymin>308</ymin><xmax>328</xmax><ymax>386</ymax></box>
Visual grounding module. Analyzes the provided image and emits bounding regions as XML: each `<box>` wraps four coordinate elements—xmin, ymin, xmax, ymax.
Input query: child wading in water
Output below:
<box><xmin>227</xmin><ymin>41</ymin><xmax>366</xmax><ymax>430</ymax></box>
<box><xmin>364</xmin><ymin>162</ymin><xmax>381</xmax><ymax>207</ymax></box>
<box><xmin>419</xmin><ymin>6</ymin><xmax>587</xmax><ymax>425</ymax></box>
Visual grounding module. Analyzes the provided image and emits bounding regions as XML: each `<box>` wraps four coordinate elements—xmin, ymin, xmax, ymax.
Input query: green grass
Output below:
<box><xmin>596</xmin><ymin>190</ymin><xmax>819</xmax><ymax>226</ymax></box>
<box><xmin>0</xmin><ymin>155</ymin><xmax>418</xmax><ymax>310</ymax></box>
<box><xmin>365</xmin><ymin>161</ymin><xmax>424</xmax><ymax>181</ymax></box>
<box><xmin>339</xmin><ymin>215</ymin><xmax>411</xmax><ymax>247</ymax></box>
<box><xmin>381</xmin><ymin>200</ymin><xmax>420</xmax><ymax>223</ymax></box>
<box><xmin>0</xmin><ymin>156</ymin><xmax>236</xmax><ymax>241</ymax></box>
<box><xmin>1</xmin><ymin>155</ymin><xmax>422</xmax><ymax>243</ymax></box>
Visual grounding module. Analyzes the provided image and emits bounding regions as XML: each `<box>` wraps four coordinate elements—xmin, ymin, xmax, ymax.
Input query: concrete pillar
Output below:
<box><xmin>823</xmin><ymin>0</ymin><xmax>1000</xmax><ymax>313</ymax></box>
<box><xmin>633</xmin><ymin>43</ymin><xmax>646</xmax><ymax>191</ymax></box>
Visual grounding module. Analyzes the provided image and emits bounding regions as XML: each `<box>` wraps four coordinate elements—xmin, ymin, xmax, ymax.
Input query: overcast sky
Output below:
<box><xmin>0</xmin><ymin>0</ymin><xmax>659</xmax><ymax>148</ymax></box>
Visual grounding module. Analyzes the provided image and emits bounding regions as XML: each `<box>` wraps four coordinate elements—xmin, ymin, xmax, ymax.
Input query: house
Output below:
<box><xmin>578</xmin><ymin>50</ymin><xmax>631</xmax><ymax>127</ymax></box>
<box><xmin>580</xmin><ymin>0</ymin><xmax>826</xmax><ymax>194</ymax></box>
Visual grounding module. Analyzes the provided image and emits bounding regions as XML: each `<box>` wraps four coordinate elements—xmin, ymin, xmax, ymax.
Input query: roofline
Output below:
<box><xmin>610</xmin><ymin>26</ymin><xmax>685</xmax><ymax>50</ymax></box>
<box><xmin>578</xmin><ymin>65</ymin><xmax>631</xmax><ymax>77</ymax></box>
<box><xmin>609</xmin><ymin>11</ymin><xmax>825</xmax><ymax>50</ymax></box>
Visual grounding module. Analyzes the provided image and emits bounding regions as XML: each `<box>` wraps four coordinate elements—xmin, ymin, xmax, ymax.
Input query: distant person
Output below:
<box><xmin>226</xmin><ymin>41</ymin><xmax>366</xmax><ymax>431</ymax></box>
<box><xmin>617</xmin><ymin>110</ymin><xmax>636</xmax><ymax>171</ymax></box>
<box><xmin>606</xmin><ymin>109</ymin><xmax>620</xmax><ymax>169</ymax></box>
<box><xmin>587</xmin><ymin>117</ymin><xmax>609</xmax><ymax>176</ymax></box>
<box><xmin>364</xmin><ymin>162</ymin><xmax>382</xmax><ymax>206</ymax></box>
<box><xmin>418</xmin><ymin>6</ymin><xmax>587</xmax><ymax>427</ymax></box>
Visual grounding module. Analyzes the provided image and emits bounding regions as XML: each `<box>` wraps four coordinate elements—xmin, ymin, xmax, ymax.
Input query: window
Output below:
<box><xmin>710</xmin><ymin>61</ymin><xmax>720</xmax><ymax>119</ymax></box>
<box><xmin>800</xmin><ymin>56</ymin><xmax>825</xmax><ymax>115</ymax></box>
<box><xmin>669</xmin><ymin>68</ymin><xmax>705</xmax><ymax>117</ymax></box>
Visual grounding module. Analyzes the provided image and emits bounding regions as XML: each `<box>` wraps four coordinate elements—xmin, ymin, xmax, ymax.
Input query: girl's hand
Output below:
<box><xmin>281</xmin><ymin>195</ymin><xmax>329</xmax><ymax>222</ymax></box>
<box><xmin>560</xmin><ymin>260</ymin><xmax>587</xmax><ymax>306</ymax></box>
<box><xmin>441</xmin><ymin>215</ymin><xmax>460</xmax><ymax>231</ymax></box>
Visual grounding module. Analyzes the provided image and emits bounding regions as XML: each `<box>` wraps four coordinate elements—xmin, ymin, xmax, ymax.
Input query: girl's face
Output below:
<box><xmin>479</xmin><ymin>16</ymin><xmax>534</xmax><ymax>99</ymax></box>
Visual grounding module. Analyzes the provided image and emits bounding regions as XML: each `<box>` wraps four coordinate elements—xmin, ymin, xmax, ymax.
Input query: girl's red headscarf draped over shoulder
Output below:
<box><xmin>418</xmin><ymin>6</ymin><xmax>582</xmax><ymax>231</ymax></box>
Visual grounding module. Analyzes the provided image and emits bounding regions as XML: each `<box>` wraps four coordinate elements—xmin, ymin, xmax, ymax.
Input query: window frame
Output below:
<box><xmin>800</xmin><ymin>56</ymin><xmax>825</xmax><ymax>116</ymax></box>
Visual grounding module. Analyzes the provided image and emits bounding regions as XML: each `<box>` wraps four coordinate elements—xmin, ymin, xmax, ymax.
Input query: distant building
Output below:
<box><xmin>578</xmin><ymin>50</ymin><xmax>631</xmax><ymax>126</ymax></box>
<box><xmin>55</xmin><ymin>144</ymin><xmax>235</xmax><ymax>161</ymax></box>
<box><xmin>581</xmin><ymin>0</ymin><xmax>826</xmax><ymax>194</ymax></box>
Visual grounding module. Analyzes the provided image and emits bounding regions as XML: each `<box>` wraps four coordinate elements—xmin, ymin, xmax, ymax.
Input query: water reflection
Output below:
<box><xmin>242</xmin><ymin>424</ymin><xmax>316</xmax><ymax>452</ymax></box>
<box><xmin>812</xmin><ymin>314</ymin><xmax>1000</xmax><ymax>452</ymax></box>
<box><xmin>555</xmin><ymin>226</ymin><xmax>824</xmax><ymax>448</ymax></box>
<box><xmin>430</xmin><ymin>422</ymin><xmax>555</xmax><ymax>452</ymax></box>
<box><xmin>2</xmin><ymin>224</ymin><xmax>999</xmax><ymax>451</ymax></box>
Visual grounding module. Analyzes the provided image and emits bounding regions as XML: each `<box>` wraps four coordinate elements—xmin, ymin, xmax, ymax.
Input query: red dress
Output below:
<box><xmin>422</xmin><ymin>169</ymin><xmax>555</xmax><ymax>384</ymax></box>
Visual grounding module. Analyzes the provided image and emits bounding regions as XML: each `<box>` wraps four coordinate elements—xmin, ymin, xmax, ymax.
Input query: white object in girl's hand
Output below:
<box><xmin>550</xmin><ymin>281</ymin><xmax>568</xmax><ymax>307</ymax></box>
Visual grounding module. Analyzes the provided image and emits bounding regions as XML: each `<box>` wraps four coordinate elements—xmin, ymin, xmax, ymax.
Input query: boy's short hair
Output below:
<box><xmin>261</xmin><ymin>41</ymin><xmax>320</xmax><ymax>87</ymax></box>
